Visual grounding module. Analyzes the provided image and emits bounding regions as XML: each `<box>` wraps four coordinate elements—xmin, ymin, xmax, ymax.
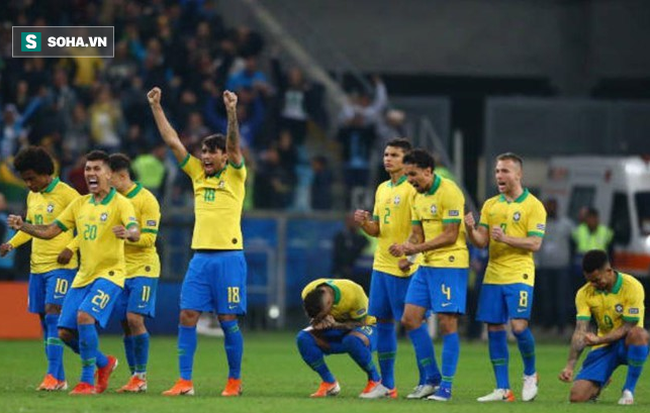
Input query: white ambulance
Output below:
<box><xmin>542</xmin><ymin>156</ymin><xmax>650</xmax><ymax>278</ymax></box>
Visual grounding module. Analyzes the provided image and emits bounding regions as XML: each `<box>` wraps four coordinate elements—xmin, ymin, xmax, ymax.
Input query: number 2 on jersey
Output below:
<box><xmin>383</xmin><ymin>207</ymin><xmax>391</xmax><ymax>224</ymax></box>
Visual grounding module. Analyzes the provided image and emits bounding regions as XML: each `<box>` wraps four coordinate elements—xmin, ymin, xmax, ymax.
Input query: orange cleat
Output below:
<box><xmin>162</xmin><ymin>379</ymin><xmax>195</xmax><ymax>396</ymax></box>
<box><xmin>116</xmin><ymin>375</ymin><xmax>147</xmax><ymax>393</ymax></box>
<box><xmin>69</xmin><ymin>382</ymin><xmax>96</xmax><ymax>395</ymax></box>
<box><xmin>37</xmin><ymin>374</ymin><xmax>68</xmax><ymax>391</ymax></box>
<box><xmin>221</xmin><ymin>377</ymin><xmax>242</xmax><ymax>396</ymax></box>
<box><xmin>310</xmin><ymin>381</ymin><xmax>341</xmax><ymax>398</ymax></box>
<box><xmin>361</xmin><ymin>380</ymin><xmax>382</xmax><ymax>394</ymax></box>
<box><xmin>95</xmin><ymin>355</ymin><xmax>118</xmax><ymax>394</ymax></box>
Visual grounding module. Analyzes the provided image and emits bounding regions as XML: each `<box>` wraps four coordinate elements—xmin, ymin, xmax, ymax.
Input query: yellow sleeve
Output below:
<box><xmin>54</xmin><ymin>200</ymin><xmax>78</xmax><ymax>232</ymax></box>
<box><xmin>7</xmin><ymin>231</ymin><xmax>32</xmax><ymax>249</ymax></box>
<box><xmin>228</xmin><ymin>159</ymin><xmax>247</xmax><ymax>181</ymax></box>
<box><xmin>349</xmin><ymin>284</ymin><xmax>369</xmax><ymax>320</ymax></box>
<box><xmin>575</xmin><ymin>288</ymin><xmax>591</xmax><ymax>320</ymax></box>
<box><xmin>66</xmin><ymin>235</ymin><xmax>80</xmax><ymax>252</ymax></box>
<box><xmin>527</xmin><ymin>202</ymin><xmax>547</xmax><ymax>237</ymax></box>
<box><xmin>411</xmin><ymin>198</ymin><xmax>421</xmax><ymax>224</ymax></box>
<box><xmin>623</xmin><ymin>283</ymin><xmax>645</xmax><ymax>323</ymax></box>
<box><xmin>127</xmin><ymin>194</ymin><xmax>160</xmax><ymax>248</ymax></box>
<box><xmin>478</xmin><ymin>200</ymin><xmax>491</xmax><ymax>229</ymax></box>
<box><xmin>179</xmin><ymin>154</ymin><xmax>203</xmax><ymax>180</ymax></box>
<box><xmin>120</xmin><ymin>198</ymin><xmax>138</xmax><ymax>229</ymax></box>
<box><xmin>442</xmin><ymin>185</ymin><xmax>464</xmax><ymax>225</ymax></box>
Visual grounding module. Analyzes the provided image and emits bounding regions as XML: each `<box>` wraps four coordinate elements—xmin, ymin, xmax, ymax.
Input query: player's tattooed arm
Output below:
<box><xmin>584</xmin><ymin>320</ymin><xmax>636</xmax><ymax>346</ymax></box>
<box><xmin>559</xmin><ymin>319</ymin><xmax>590</xmax><ymax>382</ymax></box>
<box><xmin>354</xmin><ymin>210</ymin><xmax>379</xmax><ymax>237</ymax></box>
<box><xmin>223</xmin><ymin>90</ymin><xmax>243</xmax><ymax>167</ymax></box>
<box><xmin>7</xmin><ymin>215</ymin><xmax>62</xmax><ymax>240</ymax></box>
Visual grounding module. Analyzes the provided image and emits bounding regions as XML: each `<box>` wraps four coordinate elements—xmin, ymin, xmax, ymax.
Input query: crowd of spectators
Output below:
<box><xmin>0</xmin><ymin>0</ymin><xmax>331</xmax><ymax>210</ymax></box>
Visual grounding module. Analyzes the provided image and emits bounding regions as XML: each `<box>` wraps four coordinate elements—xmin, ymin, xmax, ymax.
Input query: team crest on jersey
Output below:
<box><xmin>513</xmin><ymin>211</ymin><xmax>521</xmax><ymax>222</ymax></box>
<box><xmin>47</xmin><ymin>204</ymin><xmax>54</xmax><ymax>213</ymax></box>
<box><xmin>218</xmin><ymin>180</ymin><xmax>226</xmax><ymax>189</ymax></box>
<box><xmin>393</xmin><ymin>195</ymin><xmax>401</xmax><ymax>205</ymax></box>
<box><xmin>100</xmin><ymin>213</ymin><xmax>108</xmax><ymax>222</ymax></box>
<box><xmin>615</xmin><ymin>304</ymin><xmax>623</xmax><ymax>313</ymax></box>
<box><xmin>430</xmin><ymin>204</ymin><xmax>437</xmax><ymax>214</ymax></box>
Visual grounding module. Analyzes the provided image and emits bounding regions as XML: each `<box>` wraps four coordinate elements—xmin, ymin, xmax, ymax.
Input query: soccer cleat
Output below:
<box><xmin>69</xmin><ymin>382</ymin><xmax>96</xmax><ymax>395</ymax></box>
<box><xmin>406</xmin><ymin>384</ymin><xmax>438</xmax><ymax>399</ymax></box>
<box><xmin>618</xmin><ymin>389</ymin><xmax>634</xmax><ymax>405</ymax></box>
<box><xmin>522</xmin><ymin>373</ymin><xmax>539</xmax><ymax>401</ymax></box>
<box><xmin>221</xmin><ymin>378</ymin><xmax>242</xmax><ymax>396</ymax></box>
<box><xmin>310</xmin><ymin>381</ymin><xmax>341</xmax><ymax>398</ymax></box>
<box><xmin>162</xmin><ymin>378</ymin><xmax>195</xmax><ymax>396</ymax></box>
<box><xmin>427</xmin><ymin>386</ymin><xmax>452</xmax><ymax>402</ymax></box>
<box><xmin>37</xmin><ymin>374</ymin><xmax>68</xmax><ymax>391</ymax></box>
<box><xmin>477</xmin><ymin>388</ymin><xmax>516</xmax><ymax>402</ymax></box>
<box><xmin>94</xmin><ymin>355</ymin><xmax>118</xmax><ymax>394</ymax></box>
<box><xmin>359</xmin><ymin>381</ymin><xmax>396</xmax><ymax>399</ymax></box>
<box><xmin>116</xmin><ymin>376</ymin><xmax>147</xmax><ymax>393</ymax></box>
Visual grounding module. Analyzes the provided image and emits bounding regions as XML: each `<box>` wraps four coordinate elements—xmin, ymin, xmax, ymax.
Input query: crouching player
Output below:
<box><xmin>297</xmin><ymin>278</ymin><xmax>382</xmax><ymax>398</ymax></box>
<box><xmin>559</xmin><ymin>250</ymin><xmax>648</xmax><ymax>405</ymax></box>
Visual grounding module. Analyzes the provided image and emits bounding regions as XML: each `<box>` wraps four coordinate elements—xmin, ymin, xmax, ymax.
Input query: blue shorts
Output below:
<box><xmin>405</xmin><ymin>267</ymin><xmax>468</xmax><ymax>314</ymax></box>
<box><xmin>304</xmin><ymin>325</ymin><xmax>377</xmax><ymax>354</ymax></box>
<box><xmin>28</xmin><ymin>269</ymin><xmax>77</xmax><ymax>314</ymax></box>
<box><xmin>477</xmin><ymin>283</ymin><xmax>534</xmax><ymax>324</ymax></box>
<box><xmin>575</xmin><ymin>339</ymin><xmax>628</xmax><ymax>386</ymax></box>
<box><xmin>113</xmin><ymin>277</ymin><xmax>159</xmax><ymax>320</ymax></box>
<box><xmin>180</xmin><ymin>251</ymin><xmax>247</xmax><ymax>314</ymax></box>
<box><xmin>368</xmin><ymin>270</ymin><xmax>411</xmax><ymax>320</ymax></box>
<box><xmin>58</xmin><ymin>278</ymin><xmax>123</xmax><ymax>329</ymax></box>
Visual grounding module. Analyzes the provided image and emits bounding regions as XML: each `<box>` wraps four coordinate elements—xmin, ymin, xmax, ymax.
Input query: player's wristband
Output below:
<box><xmin>407</xmin><ymin>253</ymin><xmax>420</xmax><ymax>264</ymax></box>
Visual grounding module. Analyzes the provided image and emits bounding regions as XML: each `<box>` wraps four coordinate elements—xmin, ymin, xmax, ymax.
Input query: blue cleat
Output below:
<box><xmin>427</xmin><ymin>386</ymin><xmax>452</xmax><ymax>402</ymax></box>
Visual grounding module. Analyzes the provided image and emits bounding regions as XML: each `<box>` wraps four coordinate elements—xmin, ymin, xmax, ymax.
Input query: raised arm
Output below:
<box><xmin>7</xmin><ymin>215</ymin><xmax>63</xmax><ymax>240</ymax></box>
<box><xmin>354</xmin><ymin>209</ymin><xmax>379</xmax><ymax>237</ymax></box>
<box><xmin>465</xmin><ymin>212</ymin><xmax>489</xmax><ymax>248</ymax></box>
<box><xmin>559</xmin><ymin>319</ymin><xmax>590</xmax><ymax>382</ymax></box>
<box><xmin>223</xmin><ymin>90</ymin><xmax>243</xmax><ymax>166</ymax></box>
<box><xmin>147</xmin><ymin>87</ymin><xmax>188</xmax><ymax>163</ymax></box>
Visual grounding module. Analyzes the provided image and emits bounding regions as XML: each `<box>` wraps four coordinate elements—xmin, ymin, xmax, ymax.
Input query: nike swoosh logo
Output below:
<box><xmin>53</xmin><ymin>294</ymin><xmax>64</xmax><ymax>299</ymax></box>
<box><xmin>517</xmin><ymin>308</ymin><xmax>527</xmax><ymax>313</ymax></box>
<box><xmin>137</xmin><ymin>304</ymin><xmax>147</xmax><ymax>308</ymax></box>
<box><xmin>180</xmin><ymin>389</ymin><xmax>192</xmax><ymax>395</ymax></box>
<box><xmin>228</xmin><ymin>305</ymin><xmax>238</xmax><ymax>309</ymax></box>
<box><xmin>92</xmin><ymin>307</ymin><xmax>100</xmax><ymax>313</ymax></box>
<box><xmin>441</xmin><ymin>303</ymin><xmax>452</xmax><ymax>307</ymax></box>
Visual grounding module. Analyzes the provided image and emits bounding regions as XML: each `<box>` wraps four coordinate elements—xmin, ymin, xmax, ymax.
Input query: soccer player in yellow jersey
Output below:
<box><xmin>148</xmin><ymin>87</ymin><xmax>247</xmax><ymax>397</ymax></box>
<box><xmin>465</xmin><ymin>152</ymin><xmax>546</xmax><ymax>402</ymax></box>
<box><xmin>106</xmin><ymin>153</ymin><xmax>161</xmax><ymax>393</ymax></box>
<box><xmin>7</xmin><ymin>150</ymin><xmax>140</xmax><ymax>395</ymax></box>
<box><xmin>0</xmin><ymin>147</ymin><xmax>79</xmax><ymax>391</ymax></box>
<box><xmin>390</xmin><ymin>148</ymin><xmax>469</xmax><ymax>402</ymax></box>
<box><xmin>559</xmin><ymin>250</ymin><xmax>648</xmax><ymax>405</ymax></box>
<box><xmin>297</xmin><ymin>278</ymin><xmax>380</xmax><ymax>398</ymax></box>
<box><xmin>354</xmin><ymin>138</ymin><xmax>432</xmax><ymax>399</ymax></box>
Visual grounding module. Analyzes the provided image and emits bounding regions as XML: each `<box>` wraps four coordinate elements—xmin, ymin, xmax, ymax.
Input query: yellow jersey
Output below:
<box><xmin>479</xmin><ymin>189</ymin><xmax>546</xmax><ymax>286</ymax></box>
<box><xmin>301</xmin><ymin>278</ymin><xmax>376</xmax><ymax>325</ymax></box>
<box><xmin>54</xmin><ymin>188</ymin><xmax>137</xmax><ymax>288</ymax></box>
<box><xmin>123</xmin><ymin>183</ymin><xmax>161</xmax><ymax>278</ymax></box>
<box><xmin>371</xmin><ymin>175</ymin><xmax>418</xmax><ymax>277</ymax></box>
<box><xmin>7</xmin><ymin>177</ymin><xmax>79</xmax><ymax>274</ymax></box>
<box><xmin>180</xmin><ymin>154</ymin><xmax>246</xmax><ymax>250</ymax></box>
<box><xmin>411</xmin><ymin>175</ymin><xmax>469</xmax><ymax>268</ymax></box>
<box><xmin>576</xmin><ymin>272</ymin><xmax>645</xmax><ymax>349</ymax></box>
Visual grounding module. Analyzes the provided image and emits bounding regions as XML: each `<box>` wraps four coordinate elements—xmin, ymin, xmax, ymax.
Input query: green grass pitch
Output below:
<box><xmin>1</xmin><ymin>333</ymin><xmax>647</xmax><ymax>412</ymax></box>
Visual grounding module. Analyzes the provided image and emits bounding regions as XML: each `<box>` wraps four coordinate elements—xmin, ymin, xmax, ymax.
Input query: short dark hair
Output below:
<box><xmin>496</xmin><ymin>152</ymin><xmax>524</xmax><ymax>168</ymax></box>
<box><xmin>13</xmin><ymin>146</ymin><xmax>55</xmax><ymax>175</ymax></box>
<box><xmin>403</xmin><ymin>148</ymin><xmax>435</xmax><ymax>170</ymax></box>
<box><xmin>303</xmin><ymin>287</ymin><xmax>327</xmax><ymax>318</ymax></box>
<box><xmin>385</xmin><ymin>138</ymin><xmax>411</xmax><ymax>152</ymax></box>
<box><xmin>202</xmin><ymin>134</ymin><xmax>227</xmax><ymax>153</ymax></box>
<box><xmin>582</xmin><ymin>250</ymin><xmax>609</xmax><ymax>273</ymax></box>
<box><xmin>109</xmin><ymin>153</ymin><xmax>131</xmax><ymax>172</ymax></box>
<box><xmin>586</xmin><ymin>207</ymin><xmax>599</xmax><ymax>217</ymax></box>
<box><xmin>86</xmin><ymin>150</ymin><xmax>110</xmax><ymax>164</ymax></box>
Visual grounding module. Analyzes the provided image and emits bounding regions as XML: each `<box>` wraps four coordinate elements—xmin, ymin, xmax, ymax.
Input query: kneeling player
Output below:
<box><xmin>297</xmin><ymin>279</ymin><xmax>382</xmax><ymax>398</ymax></box>
<box><xmin>559</xmin><ymin>250</ymin><xmax>648</xmax><ymax>405</ymax></box>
